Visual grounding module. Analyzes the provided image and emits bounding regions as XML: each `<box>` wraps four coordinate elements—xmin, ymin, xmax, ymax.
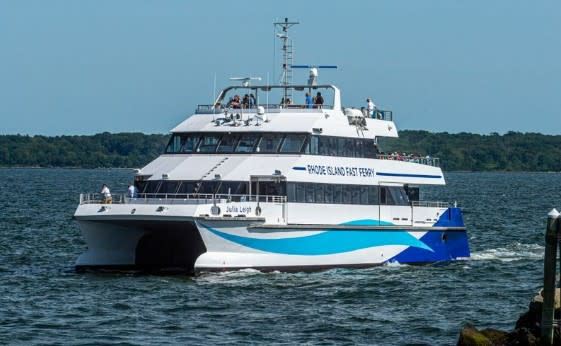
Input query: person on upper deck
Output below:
<box><xmin>242</xmin><ymin>94</ymin><xmax>250</xmax><ymax>108</ymax></box>
<box><xmin>128</xmin><ymin>184</ymin><xmax>137</xmax><ymax>199</ymax></box>
<box><xmin>101</xmin><ymin>184</ymin><xmax>112</xmax><ymax>204</ymax></box>
<box><xmin>228</xmin><ymin>95</ymin><xmax>241</xmax><ymax>109</ymax></box>
<box><xmin>305</xmin><ymin>92</ymin><xmax>313</xmax><ymax>109</ymax></box>
<box><xmin>314</xmin><ymin>92</ymin><xmax>324</xmax><ymax>108</ymax></box>
<box><xmin>367</xmin><ymin>98</ymin><xmax>376</xmax><ymax>118</ymax></box>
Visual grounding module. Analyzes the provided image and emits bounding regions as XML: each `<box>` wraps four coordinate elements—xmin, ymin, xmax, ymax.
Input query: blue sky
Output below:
<box><xmin>1</xmin><ymin>0</ymin><xmax>559</xmax><ymax>136</ymax></box>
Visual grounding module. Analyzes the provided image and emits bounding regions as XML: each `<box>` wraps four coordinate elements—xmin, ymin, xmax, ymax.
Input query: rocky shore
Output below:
<box><xmin>457</xmin><ymin>288</ymin><xmax>560</xmax><ymax>345</ymax></box>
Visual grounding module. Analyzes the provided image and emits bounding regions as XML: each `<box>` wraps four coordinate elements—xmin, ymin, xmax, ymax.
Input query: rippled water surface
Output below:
<box><xmin>0</xmin><ymin>169</ymin><xmax>560</xmax><ymax>345</ymax></box>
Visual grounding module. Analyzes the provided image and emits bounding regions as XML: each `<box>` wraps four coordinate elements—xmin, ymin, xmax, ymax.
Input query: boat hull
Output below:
<box><xmin>74</xmin><ymin>208</ymin><xmax>469</xmax><ymax>273</ymax></box>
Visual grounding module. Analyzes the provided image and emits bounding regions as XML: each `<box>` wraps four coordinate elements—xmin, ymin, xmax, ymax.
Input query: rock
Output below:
<box><xmin>457</xmin><ymin>323</ymin><xmax>494</xmax><ymax>346</ymax></box>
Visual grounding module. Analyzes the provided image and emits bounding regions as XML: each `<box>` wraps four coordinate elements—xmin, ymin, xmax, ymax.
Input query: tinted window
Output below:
<box><xmin>198</xmin><ymin>136</ymin><xmax>221</xmax><ymax>153</ymax></box>
<box><xmin>368</xmin><ymin>186</ymin><xmax>379</xmax><ymax>204</ymax></box>
<box><xmin>198</xmin><ymin>181</ymin><xmax>219</xmax><ymax>194</ymax></box>
<box><xmin>280</xmin><ymin>135</ymin><xmax>306</xmax><ymax>153</ymax></box>
<box><xmin>324</xmin><ymin>184</ymin><xmax>334</xmax><ymax>203</ymax></box>
<box><xmin>296</xmin><ymin>183</ymin><xmax>306</xmax><ymax>202</ymax></box>
<box><xmin>351</xmin><ymin>185</ymin><xmax>360</xmax><ymax>204</ymax></box>
<box><xmin>314</xmin><ymin>184</ymin><xmax>324</xmax><ymax>203</ymax></box>
<box><xmin>305</xmin><ymin>183</ymin><xmax>314</xmax><ymax>203</ymax></box>
<box><xmin>258</xmin><ymin>134</ymin><xmax>283</xmax><ymax>153</ymax></box>
<box><xmin>159</xmin><ymin>181</ymin><xmax>179</xmax><ymax>194</ymax></box>
<box><xmin>143</xmin><ymin>181</ymin><xmax>161</xmax><ymax>194</ymax></box>
<box><xmin>287</xmin><ymin>182</ymin><xmax>296</xmax><ymax>201</ymax></box>
<box><xmin>177</xmin><ymin>181</ymin><xmax>197</xmax><ymax>194</ymax></box>
<box><xmin>333</xmin><ymin>184</ymin><xmax>342</xmax><ymax>204</ymax></box>
<box><xmin>166</xmin><ymin>135</ymin><xmax>182</xmax><ymax>153</ymax></box>
<box><xmin>217</xmin><ymin>135</ymin><xmax>238</xmax><ymax>153</ymax></box>
<box><xmin>310</xmin><ymin>136</ymin><xmax>319</xmax><ymax>154</ymax></box>
<box><xmin>236</xmin><ymin>135</ymin><xmax>260</xmax><ymax>152</ymax></box>
<box><xmin>342</xmin><ymin>185</ymin><xmax>351</xmax><ymax>204</ymax></box>
<box><xmin>182</xmin><ymin>135</ymin><xmax>200</xmax><ymax>153</ymax></box>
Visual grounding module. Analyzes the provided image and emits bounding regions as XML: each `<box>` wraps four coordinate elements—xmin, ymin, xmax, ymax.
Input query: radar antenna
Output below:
<box><xmin>274</xmin><ymin>17</ymin><xmax>299</xmax><ymax>102</ymax></box>
<box><xmin>229</xmin><ymin>77</ymin><xmax>262</xmax><ymax>87</ymax></box>
<box><xmin>291</xmin><ymin>65</ymin><xmax>338</xmax><ymax>86</ymax></box>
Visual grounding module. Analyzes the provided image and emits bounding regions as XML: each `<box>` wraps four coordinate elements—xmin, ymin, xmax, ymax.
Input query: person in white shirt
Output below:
<box><xmin>101</xmin><ymin>184</ymin><xmax>112</xmax><ymax>204</ymax></box>
<box><xmin>366</xmin><ymin>98</ymin><xmax>376</xmax><ymax>118</ymax></box>
<box><xmin>128</xmin><ymin>184</ymin><xmax>137</xmax><ymax>199</ymax></box>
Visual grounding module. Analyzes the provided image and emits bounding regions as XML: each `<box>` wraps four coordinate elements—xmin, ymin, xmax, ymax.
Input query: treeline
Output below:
<box><xmin>0</xmin><ymin>132</ymin><xmax>169</xmax><ymax>168</ymax></box>
<box><xmin>0</xmin><ymin>131</ymin><xmax>560</xmax><ymax>171</ymax></box>
<box><xmin>378</xmin><ymin>131</ymin><xmax>561</xmax><ymax>171</ymax></box>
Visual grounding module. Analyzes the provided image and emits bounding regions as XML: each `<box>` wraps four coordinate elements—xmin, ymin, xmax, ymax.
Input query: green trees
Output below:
<box><xmin>0</xmin><ymin>131</ymin><xmax>560</xmax><ymax>171</ymax></box>
<box><xmin>0</xmin><ymin>133</ymin><xmax>169</xmax><ymax>168</ymax></box>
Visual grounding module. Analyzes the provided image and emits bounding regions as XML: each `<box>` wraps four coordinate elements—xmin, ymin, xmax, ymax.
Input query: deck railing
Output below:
<box><xmin>196</xmin><ymin>104</ymin><xmax>331</xmax><ymax>114</ymax></box>
<box><xmin>411</xmin><ymin>201</ymin><xmax>450</xmax><ymax>209</ymax></box>
<box><xmin>376</xmin><ymin>154</ymin><xmax>440</xmax><ymax>167</ymax></box>
<box><xmin>79</xmin><ymin>193</ymin><xmax>288</xmax><ymax>205</ymax></box>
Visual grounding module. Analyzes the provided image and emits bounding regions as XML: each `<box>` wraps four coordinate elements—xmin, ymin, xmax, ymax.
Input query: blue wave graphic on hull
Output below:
<box><xmin>198</xmin><ymin>221</ymin><xmax>433</xmax><ymax>256</ymax></box>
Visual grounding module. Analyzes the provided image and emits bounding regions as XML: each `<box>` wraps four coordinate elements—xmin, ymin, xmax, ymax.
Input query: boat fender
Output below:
<box><xmin>211</xmin><ymin>206</ymin><xmax>221</xmax><ymax>215</ymax></box>
<box><xmin>255</xmin><ymin>206</ymin><xmax>262</xmax><ymax>216</ymax></box>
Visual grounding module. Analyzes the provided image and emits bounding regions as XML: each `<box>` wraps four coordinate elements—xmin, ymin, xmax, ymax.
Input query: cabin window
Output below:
<box><xmin>182</xmin><ymin>135</ymin><xmax>201</xmax><ymax>153</ymax></box>
<box><xmin>324</xmin><ymin>184</ymin><xmax>334</xmax><ymax>203</ymax></box>
<box><xmin>280</xmin><ymin>134</ymin><xmax>306</xmax><ymax>153</ymax></box>
<box><xmin>296</xmin><ymin>183</ymin><xmax>306</xmax><ymax>202</ymax></box>
<box><xmin>177</xmin><ymin>181</ymin><xmax>197</xmax><ymax>194</ymax></box>
<box><xmin>159</xmin><ymin>181</ymin><xmax>179</xmax><ymax>194</ymax></box>
<box><xmin>368</xmin><ymin>186</ymin><xmax>379</xmax><ymax>204</ymax></box>
<box><xmin>314</xmin><ymin>184</ymin><xmax>325</xmax><ymax>203</ymax></box>
<box><xmin>217</xmin><ymin>135</ymin><xmax>238</xmax><ymax>153</ymax></box>
<box><xmin>389</xmin><ymin>186</ymin><xmax>410</xmax><ymax>206</ymax></box>
<box><xmin>166</xmin><ymin>132</ymin><xmax>379</xmax><ymax>158</ymax></box>
<box><xmin>166</xmin><ymin>135</ymin><xmax>182</xmax><ymax>153</ymax></box>
<box><xmin>143</xmin><ymin>181</ymin><xmax>161</xmax><ymax>194</ymax></box>
<box><xmin>236</xmin><ymin>135</ymin><xmax>260</xmax><ymax>152</ymax></box>
<box><xmin>258</xmin><ymin>134</ymin><xmax>284</xmax><ymax>153</ymax></box>
<box><xmin>197</xmin><ymin>181</ymin><xmax>220</xmax><ymax>194</ymax></box>
<box><xmin>198</xmin><ymin>136</ymin><xmax>221</xmax><ymax>153</ymax></box>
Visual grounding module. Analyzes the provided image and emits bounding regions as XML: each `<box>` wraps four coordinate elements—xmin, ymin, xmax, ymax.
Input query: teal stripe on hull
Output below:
<box><xmin>198</xmin><ymin>221</ymin><xmax>433</xmax><ymax>256</ymax></box>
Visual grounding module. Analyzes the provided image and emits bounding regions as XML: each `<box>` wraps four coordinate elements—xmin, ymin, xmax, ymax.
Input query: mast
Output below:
<box><xmin>274</xmin><ymin>17</ymin><xmax>299</xmax><ymax>102</ymax></box>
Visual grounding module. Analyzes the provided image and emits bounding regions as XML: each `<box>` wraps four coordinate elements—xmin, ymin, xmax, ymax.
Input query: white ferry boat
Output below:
<box><xmin>74</xmin><ymin>20</ymin><xmax>470</xmax><ymax>273</ymax></box>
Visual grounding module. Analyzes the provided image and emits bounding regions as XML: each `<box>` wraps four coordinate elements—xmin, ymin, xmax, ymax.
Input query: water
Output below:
<box><xmin>0</xmin><ymin>169</ymin><xmax>560</xmax><ymax>345</ymax></box>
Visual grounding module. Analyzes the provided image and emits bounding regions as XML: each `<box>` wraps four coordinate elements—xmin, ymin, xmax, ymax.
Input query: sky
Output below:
<box><xmin>0</xmin><ymin>0</ymin><xmax>559</xmax><ymax>136</ymax></box>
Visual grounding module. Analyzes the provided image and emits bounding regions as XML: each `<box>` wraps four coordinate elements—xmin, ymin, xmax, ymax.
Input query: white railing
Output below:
<box><xmin>411</xmin><ymin>201</ymin><xmax>450</xmax><ymax>208</ymax></box>
<box><xmin>79</xmin><ymin>193</ymin><xmax>287</xmax><ymax>205</ymax></box>
<box><xmin>376</xmin><ymin>154</ymin><xmax>440</xmax><ymax>167</ymax></box>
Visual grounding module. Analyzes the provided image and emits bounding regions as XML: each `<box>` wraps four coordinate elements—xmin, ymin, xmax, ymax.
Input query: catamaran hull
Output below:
<box><xmin>74</xmin><ymin>208</ymin><xmax>469</xmax><ymax>273</ymax></box>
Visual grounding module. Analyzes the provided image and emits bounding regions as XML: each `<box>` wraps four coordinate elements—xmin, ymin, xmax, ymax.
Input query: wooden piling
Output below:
<box><xmin>541</xmin><ymin>208</ymin><xmax>560</xmax><ymax>345</ymax></box>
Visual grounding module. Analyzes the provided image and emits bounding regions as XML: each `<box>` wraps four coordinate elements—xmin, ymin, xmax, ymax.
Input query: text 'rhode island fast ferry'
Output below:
<box><xmin>73</xmin><ymin>19</ymin><xmax>470</xmax><ymax>273</ymax></box>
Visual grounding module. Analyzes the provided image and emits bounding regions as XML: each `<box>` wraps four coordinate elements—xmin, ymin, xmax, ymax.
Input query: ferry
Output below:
<box><xmin>73</xmin><ymin>19</ymin><xmax>470</xmax><ymax>273</ymax></box>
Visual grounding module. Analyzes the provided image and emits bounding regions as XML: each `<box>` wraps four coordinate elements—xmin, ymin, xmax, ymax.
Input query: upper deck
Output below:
<box><xmin>172</xmin><ymin>84</ymin><xmax>398</xmax><ymax>140</ymax></box>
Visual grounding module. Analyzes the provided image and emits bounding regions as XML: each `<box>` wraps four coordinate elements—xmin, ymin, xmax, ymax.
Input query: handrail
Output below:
<box><xmin>411</xmin><ymin>201</ymin><xmax>450</xmax><ymax>208</ymax></box>
<box><xmin>79</xmin><ymin>193</ymin><xmax>288</xmax><ymax>205</ymax></box>
<box><xmin>196</xmin><ymin>103</ymin><xmax>332</xmax><ymax>114</ymax></box>
<box><xmin>376</xmin><ymin>154</ymin><xmax>440</xmax><ymax>167</ymax></box>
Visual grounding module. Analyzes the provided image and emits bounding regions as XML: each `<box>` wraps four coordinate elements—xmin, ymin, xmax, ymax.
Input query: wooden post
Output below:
<box><xmin>541</xmin><ymin>208</ymin><xmax>560</xmax><ymax>345</ymax></box>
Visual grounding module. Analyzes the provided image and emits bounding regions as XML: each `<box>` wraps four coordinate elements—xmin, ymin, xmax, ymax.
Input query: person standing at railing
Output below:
<box><xmin>305</xmin><ymin>92</ymin><xmax>313</xmax><ymax>108</ymax></box>
<box><xmin>101</xmin><ymin>184</ymin><xmax>112</xmax><ymax>204</ymax></box>
<box><xmin>314</xmin><ymin>92</ymin><xmax>324</xmax><ymax>108</ymax></box>
<box><xmin>367</xmin><ymin>98</ymin><xmax>375</xmax><ymax>117</ymax></box>
<box><xmin>128</xmin><ymin>184</ymin><xmax>137</xmax><ymax>199</ymax></box>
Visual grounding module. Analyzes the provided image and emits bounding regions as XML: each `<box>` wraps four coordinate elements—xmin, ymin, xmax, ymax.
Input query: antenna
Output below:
<box><xmin>273</xmin><ymin>17</ymin><xmax>299</xmax><ymax>102</ymax></box>
<box><xmin>292</xmin><ymin>65</ymin><xmax>337</xmax><ymax>86</ymax></box>
<box><xmin>229</xmin><ymin>77</ymin><xmax>262</xmax><ymax>87</ymax></box>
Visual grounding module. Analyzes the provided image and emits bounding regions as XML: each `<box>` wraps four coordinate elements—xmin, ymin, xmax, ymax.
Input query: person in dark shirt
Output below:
<box><xmin>314</xmin><ymin>92</ymin><xmax>324</xmax><ymax>108</ymax></box>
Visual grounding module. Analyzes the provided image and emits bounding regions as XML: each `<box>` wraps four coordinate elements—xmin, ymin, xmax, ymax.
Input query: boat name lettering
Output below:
<box><xmin>226</xmin><ymin>205</ymin><xmax>252</xmax><ymax>214</ymax></box>
<box><xmin>306</xmin><ymin>165</ymin><xmax>374</xmax><ymax>177</ymax></box>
